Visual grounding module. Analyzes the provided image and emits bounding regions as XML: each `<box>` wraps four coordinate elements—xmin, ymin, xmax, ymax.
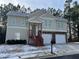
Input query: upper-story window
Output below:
<box><xmin>43</xmin><ymin>19</ymin><xmax>52</xmax><ymax>29</ymax></box>
<box><xmin>8</xmin><ymin>17</ymin><xmax>26</xmax><ymax>27</ymax></box>
<box><xmin>8</xmin><ymin>17</ymin><xmax>16</xmax><ymax>26</ymax></box>
<box><xmin>48</xmin><ymin>20</ymin><xmax>52</xmax><ymax>28</ymax></box>
<box><xmin>56</xmin><ymin>21</ymin><xmax>65</xmax><ymax>30</ymax></box>
<box><xmin>15</xmin><ymin>18</ymin><xmax>26</xmax><ymax>27</ymax></box>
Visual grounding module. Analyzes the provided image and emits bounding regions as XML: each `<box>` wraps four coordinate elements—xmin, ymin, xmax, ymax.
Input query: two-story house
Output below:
<box><xmin>6</xmin><ymin>10</ymin><xmax>67</xmax><ymax>46</ymax></box>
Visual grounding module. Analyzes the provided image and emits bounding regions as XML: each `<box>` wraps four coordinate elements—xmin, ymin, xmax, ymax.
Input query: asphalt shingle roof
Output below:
<box><xmin>29</xmin><ymin>9</ymin><xmax>46</xmax><ymax>18</ymax></box>
<box><xmin>7</xmin><ymin>11</ymin><xmax>29</xmax><ymax>17</ymax></box>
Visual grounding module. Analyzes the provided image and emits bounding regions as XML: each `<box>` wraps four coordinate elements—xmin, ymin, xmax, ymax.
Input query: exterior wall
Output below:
<box><xmin>7</xmin><ymin>16</ymin><xmax>27</xmax><ymax>27</ymax></box>
<box><xmin>6</xmin><ymin>15</ymin><xmax>67</xmax><ymax>44</ymax></box>
<box><xmin>41</xmin><ymin>17</ymin><xmax>67</xmax><ymax>32</ymax></box>
<box><xmin>6</xmin><ymin>16</ymin><xmax>29</xmax><ymax>41</ymax></box>
<box><xmin>6</xmin><ymin>27</ymin><xmax>28</xmax><ymax>40</ymax></box>
<box><xmin>41</xmin><ymin>17</ymin><xmax>67</xmax><ymax>44</ymax></box>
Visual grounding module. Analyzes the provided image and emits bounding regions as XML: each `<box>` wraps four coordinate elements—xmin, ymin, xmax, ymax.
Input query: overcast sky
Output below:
<box><xmin>0</xmin><ymin>0</ymin><xmax>79</xmax><ymax>11</ymax></box>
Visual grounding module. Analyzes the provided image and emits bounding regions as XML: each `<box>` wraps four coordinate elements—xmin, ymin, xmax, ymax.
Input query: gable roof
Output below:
<box><xmin>40</xmin><ymin>12</ymin><xmax>67</xmax><ymax>22</ymax></box>
<box><xmin>29</xmin><ymin>9</ymin><xmax>46</xmax><ymax>18</ymax></box>
<box><xmin>28</xmin><ymin>16</ymin><xmax>42</xmax><ymax>23</ymax></box>
<box><xmin>7</xmin><ymin>11</ymin><xmax>29</xmax><ymax>17</ymax></box>
<box><xmin>40</xmin><ymin>12</ymin><xmax>64</xmax><ymax>19</ymax></box>
<box><xmin>28</xmin><ymin>10</ymin><xmax>67</xmax><ymax>23</ymax></box>
<box><xmin>7</xmin><ymin>10</ymin><xmax>66</xmax><ymax>22</ymax></box>
<box><xmin>40</xmin><ymin>12</ymin><xmax>55</xmax><ymax>18</ymax></box>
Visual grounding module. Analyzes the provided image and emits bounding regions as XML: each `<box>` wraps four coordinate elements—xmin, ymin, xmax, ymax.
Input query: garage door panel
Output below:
<box><xmin>42</xmin><ymin>34</ymin><xmax>52</xmax><ymax>45</ymax></box>
<box><xmin>56</xmin><ymin>34</ymin><xmax>66</xmax><ymax>43</ymax></box>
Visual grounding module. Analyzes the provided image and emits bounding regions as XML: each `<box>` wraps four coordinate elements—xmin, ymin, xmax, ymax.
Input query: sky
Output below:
<box><xmin>0</xmin><ymin>0</ymin><xmax>79</xmax><ymax>11</ymax></box>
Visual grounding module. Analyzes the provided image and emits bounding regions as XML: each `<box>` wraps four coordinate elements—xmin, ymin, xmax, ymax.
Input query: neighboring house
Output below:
<box><xmin>6</xmin><ymin>10</ymin><xmax>67</xmax><ymax>46</ymax></box>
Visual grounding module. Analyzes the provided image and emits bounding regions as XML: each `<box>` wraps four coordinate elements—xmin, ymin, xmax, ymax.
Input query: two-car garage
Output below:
<box><xmin>42</xmin><ymin>33</ymin><xmax>66</xmax><ymax>45</ymax></box>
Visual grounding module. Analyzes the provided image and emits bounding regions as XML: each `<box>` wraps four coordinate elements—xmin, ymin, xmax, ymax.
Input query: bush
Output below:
<box><xmin>68</xmin><ymin>37</ymin><xmax>79</xmax><ymax>42</ymax></box>
<box><xmin>7</xmin><ymin>40</ymin><xmax>27</xmax><ymax>44</ymax></box>
<box><xmin>0</xmin><ymin>39</ymin><xmax>5</xmax><ymax>44</ymax></box>
<box><xmin>0</xmin><ymin>33</ymin><xmax>6</xmax><ymax>44</ymax></box>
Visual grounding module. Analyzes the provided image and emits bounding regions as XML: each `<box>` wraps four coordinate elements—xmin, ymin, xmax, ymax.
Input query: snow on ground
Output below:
<box><xmin>0</xmin><ymin>44</ymin><xmax>58</xmax><ymax>59</ymax></box>
<box><xmin>1</xmin><ymin>43</ymin><xmax>79</xmax><ymax>59</ymax></box>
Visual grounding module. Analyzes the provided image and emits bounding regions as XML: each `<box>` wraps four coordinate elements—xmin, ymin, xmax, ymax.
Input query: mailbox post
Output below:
<box><xmin>51</xmin><ymin>39</ymin><xmax>54</xmax><ymax>54</ymax></box>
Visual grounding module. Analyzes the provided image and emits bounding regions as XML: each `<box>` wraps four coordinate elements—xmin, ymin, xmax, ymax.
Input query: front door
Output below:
<box><xmin>29</xmin><ymin>22</ymin><xmax>43</xmax><ymax>46</ymax></box>
<box><xmin>32</xmin><ymin>24</ymin><xmax>37</xmax><ymax>36</ymax></box>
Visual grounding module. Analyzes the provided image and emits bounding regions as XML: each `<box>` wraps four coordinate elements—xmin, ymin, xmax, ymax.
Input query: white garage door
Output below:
<box><xmin>42</xmin><ymin>34</ymin><xmax>52</xmax><ymax>45</ymax></box>
<box><xmin>56</xmin><ymin>34</ymin><xmax>66</xmax><ymax>44</ymax></box>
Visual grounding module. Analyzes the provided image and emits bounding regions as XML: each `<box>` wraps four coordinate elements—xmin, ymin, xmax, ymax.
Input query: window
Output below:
<box><xmin>8</xmin><ymin>18</ymin><xmax>16</xmax><ymax>26</ymax></box>
<box><xmin>48</xmin><ymin>20</ymin><xmax>52</xmax><ymax>28</ymax></box>
<box><xmin>15</xmin><ymin>19</ymin><xmax>26</xmax><ymax>27</ymax></box>
<box><xmin>43</xmin><ymin>20</ymin><xmax>53</xmax><ymax>29</ymax></box>
<box><xmin>42</xmin><ymin>20</ymin><xmax>47</xmax><ymax>28</ymax></box>
<box><xmin>56</xmin><ymin>21</ymin><xmax>64</xmax><ymax>29</ymax></box>
<box><xmin>45</xmin><ymin>20</ymin><xmax>48</xmax><ymax>27</ymax></box>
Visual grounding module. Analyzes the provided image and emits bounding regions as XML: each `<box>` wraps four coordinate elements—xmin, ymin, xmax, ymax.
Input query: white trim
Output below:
<box><xmin>42</xmin><ymin>29</ymin><xmax>67</xmax><ymax>32</ymax></box>
<box><xmin>7</xmin><ymin>26</ymin><xmax>28</xmax><ymax>29</ymax></box>
<box><xmin>40</xmin><ymin>17</ymin><xmax>67</xmax><ymax>22</ymax></box>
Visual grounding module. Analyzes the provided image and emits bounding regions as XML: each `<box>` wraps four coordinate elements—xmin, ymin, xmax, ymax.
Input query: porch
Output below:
<box><xmin>28</xmin><ymin>19</ymin><xmax>44</xmax><ymax>46</ymax></box>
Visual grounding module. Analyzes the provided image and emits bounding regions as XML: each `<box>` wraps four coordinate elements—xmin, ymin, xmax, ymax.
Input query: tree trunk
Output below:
<box><xmin>77</xmin><ymin>25</ymin><xmax>79</xmax><ymax>40</ymax></box>
<box><xmin>68</xmin><ymin>16</ymin><xmax>72</xmax><ymax>42</ymax></box>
